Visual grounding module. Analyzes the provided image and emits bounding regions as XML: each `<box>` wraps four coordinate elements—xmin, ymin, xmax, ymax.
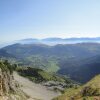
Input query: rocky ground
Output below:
<box><xmin>14</xmin><ymin>72</ymin><xmax>60</xmax><ymax>100</ymax></box>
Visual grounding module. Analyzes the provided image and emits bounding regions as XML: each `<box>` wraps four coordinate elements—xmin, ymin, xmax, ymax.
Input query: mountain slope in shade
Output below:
<box><xmin>58</xmin><ymin>55</ymin><xmax>100</xmax><ymax>83</ymax></box>
<box><xmin>0</xmin><ymin>49</ymin><xmax>15</xmax><ymax>58</ymax></box>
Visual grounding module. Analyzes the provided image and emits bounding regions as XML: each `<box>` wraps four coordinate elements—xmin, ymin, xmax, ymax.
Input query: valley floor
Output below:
<box><xmin>13</xmin><ymin>72</ymin><xmax>60</xmax><ymax>100</ymax></box>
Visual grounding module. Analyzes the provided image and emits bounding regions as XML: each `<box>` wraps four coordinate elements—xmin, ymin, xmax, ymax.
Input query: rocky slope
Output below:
<box><xmin>17</xmin><ymin>67</ymin><xmax>78</xmax><ymax>92</ymax></box>
<box><xmin>14</xmin><ymin>72</ymin><xmax>60</xmax><ymax>100</ymax></box>
<box><xmin>0</xmin><ymin>60</ymin><xmax>28</xmax><ymax>100</ymax></box>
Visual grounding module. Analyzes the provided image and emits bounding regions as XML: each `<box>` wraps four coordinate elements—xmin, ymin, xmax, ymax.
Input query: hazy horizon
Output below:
<box><xmin>1</xmin><ymin>0</ymin><xmax>100</xmax><ymax>42</ymax></box>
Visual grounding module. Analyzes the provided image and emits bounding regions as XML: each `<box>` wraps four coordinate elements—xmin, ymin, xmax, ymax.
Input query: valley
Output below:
<box><xmin>1</xmin><ymin>43</ymin><xmax>100</xmax><ymax>83</ymax></box>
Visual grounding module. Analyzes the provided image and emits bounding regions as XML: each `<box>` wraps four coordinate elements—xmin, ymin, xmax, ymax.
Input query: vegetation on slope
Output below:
<box><xmin>17</xmin><ymin>67</ymin><xmax>73</xmax><ymax>83</ymax></box>
<box><xmin>0</xmin><ymin>60</ymin><xmax>17</xmax><ymax>74</ymax></box>
<box><xmin>53</xmin><ymin>75</ymin><xmax>100</xmax><ymax>100</ymax></box>
<box><xmin>17</xmin><ymin>67</ymin><xmax>64</xmax><ymax>83</ymax></box>
<box><xmin>1</xmin><ymin>43</ymin><xmax>100</xmax><ymax>83</ymax></box>
<box><xmin>16</xmin><ymin>67</ymin><xmax>79</xmax><ymax>92</ymax></box>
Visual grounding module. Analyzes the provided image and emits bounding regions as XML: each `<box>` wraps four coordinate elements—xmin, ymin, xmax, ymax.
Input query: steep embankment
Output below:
<box><xmin>14</xmin><ymin>72</ymin><xmax>60</xmax><ymax>100</ymax></box>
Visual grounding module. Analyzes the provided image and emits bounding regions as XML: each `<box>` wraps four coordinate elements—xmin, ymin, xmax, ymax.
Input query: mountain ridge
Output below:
<box><xmin>17</xmin><ymin>37</ymin><xmax>100</xmax><ymax>45</ymax></box>
<box><xmin>0</xmin><ymin>43</ymin><xmax>100</xmax><ymax>83</ymax></box>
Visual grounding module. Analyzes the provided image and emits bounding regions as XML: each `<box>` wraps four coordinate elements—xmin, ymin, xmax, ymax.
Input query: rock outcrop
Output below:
<box><xmin>0</xmin><ymin>68</ymin><xmax>15</xmax><ymax>95</ymax></box>
<box><xmin>0</xmin><ymin>60</ymin><xmax>28</xmax><ymax>100</ymax></box>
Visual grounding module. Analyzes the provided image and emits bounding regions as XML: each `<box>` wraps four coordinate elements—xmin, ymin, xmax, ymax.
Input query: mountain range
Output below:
<box><xmin>1</xmin><ymin>37</ymin><xmax>100</xmax><ymax>48</ymax></box>
<box><xmin>0</xmin><ymin>43</ymin><xmax>100</xmax><ymax>83</ymax></box>
<box><xmin>18</xmin><ymin>37</ymin><xmax>100</xmax><ymax>45</ymax></box>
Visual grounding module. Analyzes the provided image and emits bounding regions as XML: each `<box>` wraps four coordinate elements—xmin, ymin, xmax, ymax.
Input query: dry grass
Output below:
<box><xmin>53</xmin><ymin>75</ymin><xmax>100</xmax><ymax>100</ymax></box>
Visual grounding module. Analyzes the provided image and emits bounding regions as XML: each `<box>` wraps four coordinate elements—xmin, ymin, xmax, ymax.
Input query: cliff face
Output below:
<box><xmin>0</xmin><ymin>68</ymin><xmax>28</xmax><ymax>100</ymax></box>
<box><xmin>0</xmin><ymin>68</ymin><xmax>16</xmax><ymax>96</ymax></box>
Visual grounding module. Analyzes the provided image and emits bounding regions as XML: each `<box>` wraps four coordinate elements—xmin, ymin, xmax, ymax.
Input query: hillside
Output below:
<box><xmin>0</xmin><ymin>60</ymin><xmax>70</xmax><ymax>100</ymax></box>
<box><xmin>16</xmin><ymin>67</ymin><xmax>78</xmax><ymax>92</ymax></box>
<box><xmin>0</xmin><ymin>60</ymin><xmax>64</xmax><ymax>100</ymax></box>
<box><xmin>1</xmin><ymin>43</ymin><xmax>100</xmax><ymax>83</ymax></box>
<box><xmin>2</xmin><ymin>43</ymin><xmax>100</xmax><ymax>59</ymax></box>
<box><xmin>53</xmin><ymin>75</ymin><xmax>100</xmax><ymax>100</ymax></box>
<box><xmin>0</xmin><ymin>49</ymin><xmax>15</xmax><ymax>58</ymax></box>
<box><xmin>14</xmin><ymin>72</ymin><xmax>60</xmax><ymax>100</ymax></box>
<box><xmin>58</xmin><ymin>55</ymin><xmax>100</xmax><ymax>83</ymax></box>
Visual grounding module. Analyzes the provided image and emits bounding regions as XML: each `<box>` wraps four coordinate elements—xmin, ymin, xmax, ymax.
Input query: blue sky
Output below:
<box><xmin>0</xmin><ymin>0</ymin><xmax>100</xmax><ymax>42</ymax></box>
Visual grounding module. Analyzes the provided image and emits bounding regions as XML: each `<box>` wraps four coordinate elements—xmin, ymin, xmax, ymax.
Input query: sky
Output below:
<box><xmin>0</xmin><ymin>0</ymin><xmax>100</xmax><ymax>42</ymax></box>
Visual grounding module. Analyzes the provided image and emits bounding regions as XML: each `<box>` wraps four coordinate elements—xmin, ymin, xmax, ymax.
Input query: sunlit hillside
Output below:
<box><xmin>53</xmin><ymin>75</ymin><xmax>100</xmax><ymax>100</ymax></box>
